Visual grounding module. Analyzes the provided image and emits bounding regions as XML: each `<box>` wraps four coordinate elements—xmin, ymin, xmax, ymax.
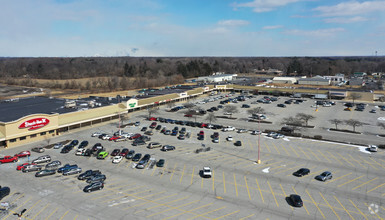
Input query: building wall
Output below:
<box><xmin>298</xmin><ymin>80</ymin><xmax>330</xmax><ymax>86</ymax></box>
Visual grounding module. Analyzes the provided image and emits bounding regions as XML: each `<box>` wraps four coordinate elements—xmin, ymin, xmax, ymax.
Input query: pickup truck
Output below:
<box><xmin>57</xmin><ymin>164</ymin><xmax>78</xmax><ymax>173</ymax></box>
<box><xmin>78</xmin><ymin>170</ymin><xmax>102</xmax><ymax>180</ymax></box>
<box><xmin>0</xmin><ymin>156</ymin><xmax>18</xmax><ymax>164</ymax></box>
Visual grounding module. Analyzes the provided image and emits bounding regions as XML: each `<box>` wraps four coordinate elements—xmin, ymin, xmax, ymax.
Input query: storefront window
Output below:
<box><xmin>49</xmin><ymin>130</ymin><xmax>54</xmax><ymax>134</ymax></box>
<box><xmin>20</xmin><ymin>136</ymin><xmax>26</xmax><ymax>140</ymax></box>
<box><xmin>30</xmin><ymin>134</ymin><xmax>37</xmax><ymax>138</ymax></box>
<box><xmin>40</xmin><ymin>132</ymin><xmax>46</xmax><ymax>136</ymax></box>
<box><xmin>9</xmin><ymin>139</ymin><xmax>16</xmax><ymax>143</ymax></box>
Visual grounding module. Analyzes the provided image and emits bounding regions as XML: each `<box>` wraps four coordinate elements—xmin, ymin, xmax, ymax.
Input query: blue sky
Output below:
<box><xmin>1</xmin><ymin>0</ymin><xmax>385</xmax><ymax>57</ymax></box>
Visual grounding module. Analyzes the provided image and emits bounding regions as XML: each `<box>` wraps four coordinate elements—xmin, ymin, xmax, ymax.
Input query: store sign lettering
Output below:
<box><xmin>128</xmin><ymin>103</ymin><xmax>136</xmax><ymax>108</ymax></box>
<box><xmin>19</xmin><ymin>118</ymin><xmax>50</xmax><ymax>130</ymax></box>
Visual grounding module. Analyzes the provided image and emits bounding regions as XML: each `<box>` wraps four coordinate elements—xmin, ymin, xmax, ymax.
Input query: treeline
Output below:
<box><xmin>1</xmin><ymin>56</ymin><xmax>385</xmax><ymax>79</ymax></box>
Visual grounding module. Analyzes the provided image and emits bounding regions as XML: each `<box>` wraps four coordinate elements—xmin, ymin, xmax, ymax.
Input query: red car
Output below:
<box><xmin>149</xmin><ymin>122</ymin><xmax>157</xmax><ymax>129</ymax></box>
<box><xmin>199</xmin><ymin>131</ymin><xmax>204</xmax><ymax>136</ymax></box>
<box><xmin>14</xmin><ymin>151</ymin><xmax>31</xmax><ymax>158</ymax></box>
<box><xmin>129</xmin><ymin>133</ymin><xmax>142</xmax><ymax>140</ymax></box>
<box><xmin>17</xmin><ymin>162</ymin><xmax>36</xmax><ymax>171</ymax></box>
<box><xmin>109</xmin><ymin>136</ymin><xmax>121</xmax><ymax>141</ymax></box>
<box><xmin>0</xmin><ymin>156</ymin><xmax>19</xmax><ymax>164</ymax></box>
<box><xmin>119</xmin><ymin>148</ymin><xmax>129</xmax><ymax>157</ymax></box>
<box><xmin>149</xmin><ymin>117</ymin><xmax>157</xmax><ymax>121</ymax></box>
<box><xmin>184</xmin><ymin>114</ymin><xmax>193</xmax><ymax>117</ymax></box>
<box><xmin>200</xmin><ymin>123</ymin><xmax>208</xmax><ymax>128</ymax></box>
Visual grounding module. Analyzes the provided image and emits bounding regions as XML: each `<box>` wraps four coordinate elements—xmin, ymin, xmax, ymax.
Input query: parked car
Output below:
<box><xmin>14</xmin><ymin>151</ymin><xmax>31</xmax><ymax>158</ymax></box>
<box><xmin>35</xmin><ymin>169</ymin><xmax>56</xmax><ymax>177</ymax></box>
<box><xmin>234</xmin><ymin>141</ymin><xmax>242</xmax><ymax>146</ymax></box>
<box><xmin>202</xmin><ymin>167</ymin><xmax>212</xmax><ymax>178</ymax></box>
<box><xmin>156</xmin><ymin>159</ymin><xmax>165</xmax><ymax>167</ymax></box>
<box><xmin>69</xmin><ymin>140</ymin><xmax>79</xmax><ymax>146</ymax></box>
<box><xmin>112</xmin><ymin>156</ymin><xmax>123</xmax><ymax>164</ymax></box>
<box><xmin>368</xmin><ymin>145</ymin><xmax>378</xmax><ymax>152</ymax></box>
<box><xmin>92</xmin><ymin>132</ymin><xmax>102</xmax><ymax>137</ymax></box>
<box><xmin>53</xmin><ymin>143</ymin><xmax>64</xmax><ymax>149</ymax></box>
<box><xmin>132</xmin><ymin>153</ymin><xmax>142</xmax><ymax>162</ymax></box>
<box><xmin>148</xmin><ymin>142</ymin><xmax>162</xmax><ymax>149</ymax></box>
<box><xmin>111</xmin><ymin>149</ymin><xmax>121</xmax><ymax>156</ymax></box>
<box><xmin>148</xmin><ymin>117</ymin><xmax>157</xmax><ymax>121</ymax></box>
<box><xmin>22</xmin><ymin>164</ymin><xmax>43</xmax><ymax>173</ymax></box>
<box><xmin>237</xmin><ymin>129</ymin><xmax>248</xmax><ymax>133</ymax></box>
<box><xmin>86</xmin><ymin>174</ymin><xmax>107</xmax><ymax>183</ymax></box>
<box><xmin>97</xmin><ymin>151</ymin><xmax>109</xmax><ymax>159</ymax></box>
<box><xmin>273</xmin><ymin>133</ymin><xmax>285</xmax><ymax>139</ymax></box>
<box><xmin>251</xmin><ymin>130</ymin><xmax>261</xmax><ymax>135</ymax></box>
<box><xmin>17</xmin><ymin>162</ymin><xmax>36</xmax><ymax>171</ymax></box>
<box><xmin>289</xmin><ymin>194</ymin><xmax>303</xmax><ymax>207</ymax></box>
<box><xmin>161</xmin><ymin>145</ymin><xmax>176</xmax><ymax>151</ymax></box>
<box><xmin>178</xmin><ymin>134</ymin><xmax>185</xmax><ymax>140</ymax></box>
<box><xmin>45</xmin><ymin>160</ymin><xmax>62</xmax><ymax>170</ymax></box>
<box><xmin>129</xmin><ymin>133</ymin><xmax>142</xmax><ymax>140</ymax></box>
<box><xmin>119</xmin><ymin>148</ymin><xmax>129</xmax><ymax>157</ymax></box>
<box><xmin>78</xmin><ymin>170</ymin><xmax>102</xmax><ymax>180</ymax></box>
<box><xmin>136</xmin><ymin>154</ymin><xmax>151</xmax><ymax>169</ymax></box>
<box><xmin>144</xmin><ymin>130</ymin><xmax>154</xmax><ymax>136</ymax></box>
<box><xmin>32</xmin><ymin>147</ymin><xmax>45</xmax><ymax>153</ymax></box>
<box><xmin>0</xmin><ymin>155</ymin><xmax>18</xmax><ymax>164</ymax></box>
<box><xmin>91</xmin><ymin>143</ymin><xmax>104</xmax><ymax>152</ymax></box>
<box><xmin>125</xmin><ymin>150</ymin><xmax>135</xmax><ymax>159</ymax></box>
<box><xmin>58</xmin><ymin>164</ymin><xmax>78</xmax><ymax>173</ymax></box>
<box><xmin>76</xmin><ymin>148</ymin><xmax>86</xmax><ymax>156</ymax></box>
<box><xmin>83</xmin><ymin>181</ymin><xmax>104</xmax><ymax>192</ymax></box>
<box><xmin>63</xmin><ymin>167</ymin><xmax>82</xmax><ymax>176</ymax></box>
<box><xmin>61</xmin><ymin>145</ymin><xmax>74</xmax><ymax>153</ymax></box>
<box><xmin>78</xmin><ymin>141</ymin><xmax>89</xmax><ymax>149</ymax></box>
<box><xmin>155</xmin><ymin>125</ymin><xmax>162</xmax><ymax>130</ymax></box>
<box><xmin>32</xmin><ymin>155</ymin><xmax>51</xmax><ymax>164</ymax></box>
<box><xmin>226</xmin><ymin>136</ymin><xmax>233</xmax><ymax>141</ymax></box>
<box><xmin>277</xmin><ymin>104</ymin><xmax>286</xmax><ymax>108</ymax></box>
<box><xmin>0</xmin><ymin>186</ymin><xmax>11</xmax><ymax>200</ymax></box>
<box><xmin>293</xmin><ymin>168</ymin><xmax>310</xmax><ymax>177</ymax></box>
<box><xmin>149</xmin><ymin>122</ymin><xmax>157</xmax><ymax>129</ymax></box>
<box><xmin>315</xmin><ymin>171</ymin><xmax>333</xmax><ymax>182</ymax></box>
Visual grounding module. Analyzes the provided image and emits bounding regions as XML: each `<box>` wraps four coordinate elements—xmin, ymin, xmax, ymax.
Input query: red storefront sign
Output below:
<box><xmin>19</xmin><ymin>118</ymin><xmax>50</xmax><ymax>130</ymax></box>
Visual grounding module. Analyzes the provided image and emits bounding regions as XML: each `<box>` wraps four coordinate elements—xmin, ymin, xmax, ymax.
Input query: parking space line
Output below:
<box><xmin>348</xmin><ymin>155</ymin><xmax>366</xmax><ymax>168</ymax></box>
<box><xmin>366</xmin><ymin>183</ymin><xmax>385</xmax><ymax>193</ymax></box>
<box><xmin>255</xmin><ymin>177</ymin><xmax>264</xmax><ymax>203</ymax></box>
<box><xmin>292</xmin><ymin>187</ymin><xmax>309</xmax><ymax>215</ymax></box>
<box><xmin>358</xmin><ymin>156</ymin><xmax>379</xmax><ymax>170</ymax></box>
<box><xmin>31</xmin><ymin>203</ymin><xmax>49</xmax><ymax>220</ymax></box>
<box><xmin>160</xmin><ymin>163</ymin><xmax>167</xmax><ymax>178</ymax></box>
<box><xmin>151</xmin><ymin>165</ymin><xmax>158</xmax><ymax>176</ymax></box>
<box><xmin>274</xmin><ymin>165</ymin><xmax>303</xmax><ymax>175</ymax></box>
<box><xmin>306</xmin><ymin>190</ymin><xmax>325</xmax><ymax>219</ymax></box>
<box><xmin>247</xmin><ymin>139</ymin><xmax>253</xmax><ymax>150</ymax></box>
<box><xmin>191</xmin><ymin>166</ymin><xmax>195</xmax><ymax>185</ymax></box>
<box><xmin>244</xmin><ymin>176</ymin><xmax>252</xmax><ymax>200</ymax></box>
<box><xmin>368</xmin><ymin>157</ymin><xmax>385</xmax><ymax>169</ymax></box>
<box><xmin>212</xmin><ymin>170</ymin><xmax>215</xmax><ymax>192</ymax></box>
<box><xmin>316</xmin><ymin>150</ymin><xmax>332</xmax><ymax>163</ymax></box>
<box><xmin>334</xmin><ymin>196</ymin><xmax>354</xmax><ymax>220</ymax></box>
<box><xmin>91</xmin><ymin>185</ymin><xmax>144</xmax><ymax>200</ymax></box>
<box><xmin>279</xmin><ymin>143</ymin><xmax>291</xmax><ymax>157</ymax></box>
<box><xmin>180</xmin><ymin>164</ymin><xmax>186</xmax><ymax>184</ymax></box>
<box><xmin>251</xmin><ymin>160</ymin><xmax>282</xmax><ymax>169</ymax></box>
<box><xmin>326</xmin><ymin>172</ymin><xmax>352</xmax><ymax>184</ymax></box>
<box><xmin>146</xmin><ymin>200</ymin><xmax>200</xmax><ymax>218</ymax></box>
<box><xmin>349</xmin><ymin>199</ymin><xmax>368</xmax><ymax>220</ymax></box>
<box><xmin>59</xmin><ymin>210</ymin><xmax>70</xmax><ymax>220</ymax></box>
<box><xmin>319</xmin><ymin>192</ymin><xmax>340</xmax><ymax>220</ymax></box>
<box><xmin>239</xmin><ymin>214</ymin><xmax>255</xmax><ymax>220</ymax></box>
<box><xmin>134</xmin><ymin>196</ymin><xmax>190</xmax><ymax>214</ymax></box>
<box><xmin>105</xmin><ymin>189</ymin><xmax>152</xmax><ymax>203</ymax></box>
<box><xmin>45</xmin><ymin>207</ymin><xmax>59</xmax><ymax>220</ymax></box>
<box><xmin>214</xmin><ymin>210</ymin><xmax>240</xmax><ymax>220</ymax></box>
<box><xmin>288</xmin><ymin>144</ymin><xmax>300</xmax><ymax>157</ymax></box>
<box><xmin>223</xmin><ymin>172</ymin><xmax>226</xmax><ymax>194</ymax></box>
<box><xmin>263</xmin><ymin>142</ymin><xmax>272</xmax><ymax>153</ymax></box>
<box><xmin>10</xmin><ymin>193</ymin><xmax>25</xmax><ymax>203</ymax></box>
<box><xmin>162</xmin><ymin>203</ymin><xmax>214</xmax><ymax>220</ymax></box>
<box><xmin>335</xmin><ymin>152</ymin><xmax>356</xmax><ymax>168</ymax></box>
<box><xmin>326</xmin><ymin>151</ymin><xmax>344</xmax><ymax>165</ymax></box>
<box><xmin>187</xmin><ymin>206</ymin><xmax>226</xmax><ymax>220</ymax></box>
<box><xmin>297</xmin><ymin>146</ymin><xmax>311</xmax><ymax>160</ymax></box>
<box><xmin>125</xmin><ymin>193</ymin><xmax>178</xmax><ymax>210</ymax></box>
<box><xmin>270</xmin><ymin>162</ymin><xmax>296</xmax><ymax>171</ymax></box>
<box><xmin>365</xmin><ymin>202</ymin><xmax>382</xmax><ymax>220</ymax></box>
<box><xmin>352</xmin><ymin>177</ymin><xmax>378</xmax><ymax>190</ymax></box>
<box><xmin>3</xmin><ymin>197</ymin><xmax>32</xmax><ymax>220</ymax></box>
<box><xmin>21</xmin><ymin>199</ymin><xmax>41</xmax><ymax>218</ymax></box>
<box><xmin>267</xmin><ymin>181</ymin><xmax>279</xmax><ymax>207</ymax></box>
<box><xmin>279</xmin><ymin>184</ymin><xmax>293</xmax><ymax>210</ymax></box>
<box><xmin>73</xmin><ymin>215</ymin><xmax>78</xmax><ymax>220</ymax></box>
<box><xmin>308</xmin><ymin>150</ymin><xmax>321</xmax><ymax>161</ymax></box>
<box><xmin>338</xmin><ymin>175</ymin><xmax>365</xmax><ymax>187</ymax></box>
<box><xmin>271</xmin><ymin>143</ymin><xmax>281</xmax><ymax>155</ymax></box>
<box><xmin>234</xmin><ymin>174</ymin><xmax>238</xmax><ymax>197</ymax></box>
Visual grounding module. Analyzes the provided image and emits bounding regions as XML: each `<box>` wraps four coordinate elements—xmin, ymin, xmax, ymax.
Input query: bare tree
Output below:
<box><xmin>281</xmin><ymin>116</ymin><xmax>302</xmax><ymax>131</ymax></box>
<box><xmin>205</xmin><ymin>113</ymin><xmax>217</xmax><ymax>124</ymax></box>
<box><xmin>167</xmin><ymin>101</ymin><xmax>176</xmax><ymax>109</ymax></box>
<box><xmin>247</xmin><ymin>107</ymin><xmax>266</xmax><ymax>116</ymax></box>
<box><xmin>344</xmin><ymin>119</ymin><xmax>363</xmax><ymax>132</ymax></box>
<box><xmin>147</xmin><ymin>107</ymin><xmax>159</xmax><ymax>119</ymax></box>
<box><xmin>348</xmin><ymin>93</ymin><xmax>362</xmax><ymax>105</ymax></box>
<box><xmin>223</xmin><ymin>105</ymin><xmax>239</xmax><ymax>119</ymax></box>
<box><xmin>183</xmin><ymin>102</ymin><xmax>195</xmax><ymax>110</ymax></box>
<box><xmin>296</xmin><ymin>113</ymin><xmax>316</xmax><ymax>126</ymax></box>
<box><xmin>329</xmin><ymin>119</ymin><xmax>343</xmax><ymax>130</ymax></box>
<box><xmin>120</xmin><ymin>112</ymin><xmax>129</xmax><ymax>125</ymax></box>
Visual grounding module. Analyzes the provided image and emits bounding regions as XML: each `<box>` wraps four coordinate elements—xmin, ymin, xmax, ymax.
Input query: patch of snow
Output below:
<box><xmin>283</xmin><ymin>138</ymin><xmax>290</xmax><ymax>141</ymax></box>
<box><xmin>262</xmin><ymin>167</ymin><xmax>270</xmax><ymax>173</ymax></box>
<box><xmin>378</xmin><ymin>117</ymin><xmax>385</xmax><ymax>121</ymax></box>
<box><xmin>310</xmin><ymin>139</ymin><xmax>371</xmax><ymax>154</ymax></box>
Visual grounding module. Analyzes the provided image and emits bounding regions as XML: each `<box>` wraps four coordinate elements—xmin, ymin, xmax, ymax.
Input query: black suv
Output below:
<box><xmin>83</xmin><ymin>181</ymin><xmax>104</xmax><ymax>192</ymax></box>
<box><xmin>86</xmin><ymin>174</ymin><xmax>106</xmax><ymax>183</ymax></box>
<box><xmin>78</xmin><ymin>170</ymin><xmax>101</xmax><ymax>180</ymax></box>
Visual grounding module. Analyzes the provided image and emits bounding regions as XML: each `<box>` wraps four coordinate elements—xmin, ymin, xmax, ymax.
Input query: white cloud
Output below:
<box><xmin>313</xmin><ymin>1</ymin><xmax>385</xmax><ymax>17</ymax></box>
<box><xmin>263</xmin><ymin>25</ymin><xmax>283</xmax><ymax>29</ymax></box>
<box><xmin>233</xmin><ymin>0</ymin><xmax>302</xmax><ymax>13</ymax></box>
<box><xmin>323</xmin><ymin>16</ymin><xmax>368</xmax><ymax>23</ymax></box>
<box><xmin>218</xmin><ymin>19</ymin><xmax>250</xmax><ymax>26</ymax></box>
<box><xmin>284</xmin><ymin>28</ymin><xmax>345</xmax><ymax>37</ymax></box>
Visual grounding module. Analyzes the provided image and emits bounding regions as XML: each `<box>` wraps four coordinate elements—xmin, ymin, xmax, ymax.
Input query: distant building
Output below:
<box><xmin>352</xmin><ymin>72</ymin><xmax>367</xmax><ymax>78</ymax></box>
<box><xmin>298</xmin><ymin>76</ymin><xmax>330</xmax><ymax>86</ymax></box>
<box><xmin>197</xmin><ymin>73</ymin><xmax>237</xmax><ymax>83</ymax></box>
<box><xmin>272</xmin><ymin>77</ymin><xmax>297</xmax><ymax>84</ymax></box>
<box><xmin>254</xmin><ymin>68</ymin><xmax>283</xmax><ymax>75</ymax></box>
<box><xmin>323</xmin><ymin>74</ymin><xmax>345</xmax><ymax>85</ymax></box>
<box><xmin>348</xmin><ymin>78</ymin><xmax>365</xmax><ymax>86</ymax></box>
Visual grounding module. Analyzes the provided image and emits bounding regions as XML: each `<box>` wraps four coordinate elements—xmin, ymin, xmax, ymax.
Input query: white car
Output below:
<box><xmin>102</xmin><ymin>135</ymin><xmax>111</xmax><ymax>140</ymax></box>
<box><xmin>251</xmin><ymin>130</ymin><xmax>262</xmax><ymax>135</ymax></box>
<box><xmin>226</xmin><ymin>136</ymin><xmax>233</xmax><ymax>141</ymax></box>
<box><xmin>112</xmin><ymin>156</ymin><xmax>123</xmax><ymax>164</ymax></box>
<box><xmin>222</xmin><ymin>126</ymin><xmax>235</xmax><ymax>132</ymax></box>
<box><xmin>202</xmin><ymin>167</ymin><xmax>212</xmax><ymax>178</ymax></box>
<box><xmin>223</xmin><ymin>112</ymin><xmax>232</xmax><ymax>115</ymax></box>
<box><xmin>75</xmin><ymin>148</ymin><xmax>86</xmax><ymax>156</ymax></box>
<box><xmin>368</xmin><ymin>145</ymin><xmax>378</xmax><ymax>152</ymax></box>
<box><xmin>273</xmin><ymin>133</ymin><xmax>284</xmax><ymax>139</ymax></box>
<box><xmin>237</xmin><ymin>129</ymin><xmax>248</xmax><ymax>133</ymax></box>
<box><xmin>323</xmin><ymin>103</ymin><xmax>331</xmax><ymax>107</ymax></box>
<box><xmin>91</xmin><ymin>132</ymin><xmax>102</xmax><ymax>137</ymax></box>
<box><xmin>267</xmin><ymin>132</ymin><xmax>277</xmax><ymax>137</ymax></box>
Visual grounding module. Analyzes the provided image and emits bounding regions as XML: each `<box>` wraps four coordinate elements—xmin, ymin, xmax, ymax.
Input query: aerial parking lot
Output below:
<box><xmin>0</xmin><ymin>93</ymin><xmax>384</xmax><ymax>219</ymax></box>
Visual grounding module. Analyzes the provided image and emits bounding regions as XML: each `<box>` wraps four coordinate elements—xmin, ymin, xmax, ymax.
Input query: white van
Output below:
<box><xmin>368</xmin><ymin>145</ymin><xmax>378</xmax><ymax>152</ymax></box>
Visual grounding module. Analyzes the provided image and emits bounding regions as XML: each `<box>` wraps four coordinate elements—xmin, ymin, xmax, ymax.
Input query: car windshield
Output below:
<box><xmin>321</xmin><ymin>172</ymin><xmax>329</xmax><ymax>176</ymax></box>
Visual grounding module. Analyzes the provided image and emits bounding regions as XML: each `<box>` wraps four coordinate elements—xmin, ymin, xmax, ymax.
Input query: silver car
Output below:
<box><xmin>63</xmin><ymin>167</ymin><xmax>82</xmax><ymax>176</ymax></box>
<box><xmin>315</xmin><ymin>171</ymin><xmax>333</xmax><ymax>182</ymax></box>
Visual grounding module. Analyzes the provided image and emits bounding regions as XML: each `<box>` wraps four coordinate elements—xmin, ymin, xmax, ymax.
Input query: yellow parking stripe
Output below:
<box><xmin>244</xmin><ymin>176</ymin><xmax>252</xmax><ymax>200</ymax></box>
<box><xmin>146</xmin><ymin>200</ymin><xmax>200</xmax><ymax>218</ymax></box>
<box><xmin>134</xmin><ymin>196</ymin><xmax>189</xmax><ymax>214</ymax></box>
<box><xmin>335</xmin><ymin>153</ymin><xmax>356</xmax><ymax>167</ymax></box>
<box><xmin>292</xmin><ymin>187</ymin><xmax>309</xmax><ymax>215</ymax></box>
<box><xmin>264</xmin><ymin>142</ymin><xmax>272</xmax><ymax>153</ymax></box>
<box><xmin>187</xmin><ymin>206</ymin><xmax>226</xmax><ymax>220</ymax></box>
<box><xmin>125</xmin><ymin>193</ymin><xmax>178</xmax><ymax>210</ymax></box>
<box><xmin>352</xmin><ymin>177</ymin><xmax>378</xmax><ymax>190</ymax></box>
<box><xmin>308</xmin><ymin>150</ymin><xmax>321</xmax><ymax>161</ymax></box>
<box><xmin>180</xmin><ymin>164</ymin><xmax>186</xmax><ymax>183</ymax></box>
<box><xmin>349</xmin><ymin>199</ymin><xmax>368</xmax><ymax>220</ymax></box>
<box><xmin>59</xmin><ymin>210</ymin><xmax>70</xmax><ymax>220</ymax></box>
<box><xmin>348</xmin><ymin>155</ymin><xmax>366</xmax><ymax>168</ymax></box>
<box><xmin>272</xmin><ymin>143</ymin><xmax>281</xmax><ymax>154</ymax></box>
<box><xmin>269</xmin><ymin>162</ymin><xmax>296</xmax><ymax>171</ymax></box>
<box><xmin>73</xmin><ymin>215</ymin><xmax>78</xmax><ymax>220</ymax></box>
<box><xmin>316</xmin><ymin>150</ymin><xmax>332</xmax><ymax>163</ymax></box>
<box><xmin>306</xmin><ymin>190</ymin><xmax>325</xmax><ymax>219</ymax></box>
<box><xmin>369</xmin><ymin>157</ymin><xmax>385</xmax><ymax>169</ymax></box>
<box><xmin>279</xmin><ymin>143</ymin><xmax>291</xmax><ymax>156</ymax></box>
<box><xmin>163</xmin><ymin>203</ymin><xmax>214</xmax><ymax>220</ymax></box>
<box><xmin>234</xmin><ymin>174</ymin><xmax>239</xmax><ymax>197</ymax></box>
<box><xmin>280</xmin><ymin>184</ymin><xmax>293</xmax><ymax>210</ymax></box>
<box><xmin>288</xmin><ymin>145</ymin><xmax>300</xmax><ymax>157</ymax></box>
<box><xmin>365</xmin><ymin>202</ymin><xmax>382</xmax><ymax>220</ymax></box>
<box><xmin>151</xmin><ymin>165</ymin><xmax>158</xmax><ymax>176</ymax></box>
<box><xmin>32</xmin><ymin>203</ymin><xmax>49</xmax><ymax>220</ymax></box>
<box><xmin>45</xmin><ymin>207</ymin><xmax>59</xmax><ymax>220</ymax></box>
<box><xmin>223</xmin><ymin>172</ymin><xmax>226</xmax><ymax>194</ymax></box>
<box><xmin>334</xmin><ymin>196</ymin><xmax>354</xmax><ymax>220</ymax></box>
<box><xmin>3</xmin><ymin>197</ymin><xmax>32</xmax><ymax>220</ymax></box>
<box><xmin>338</xmin><ymin>175</ymin><xmax>365</xmax><ymax>187</ymax></box>
<box><xmin>191</xmin><ymin>166</ymin><xmax>195</xmax><ymax>185</ymax></box>
<box><xmin>267</xmin><ymin>181</ymin><xmax>279</xmax><ymax>207</ymax></box>
<box><xmin>326</xmin><ymin>151</ymin><xmax>343</xmax><ymax>165</ymax></box>
<box><xmin>239</xmin><ymin>214</ymin><xmax>255</xmax><ymax>220</ymax></box>
<box><xmin>319</xmin><ymin>192</ymin><xmax>340</xmax><ymax>220</ymax></box>
<box><xmin>255</xmin><ymin>177</ymin><xmax>264</xmax><ymax>203</ymax></box>
<box><xmin>215</xmin><ymin>210</ymin><xmax>240</xmax><ymax>220</ymax></box>
<box><xmin>357</xmin><ymin>156</ymin><xmax>378</xmax><ymax>170</ymax></box>
<box><xmin>326</xmin><ymin>172</ymin><xmax>352</xmax><ymax>184</ymax></box>
<box><xmin>170</xmin><ymin>163</ymin><xmax>177</xmax><ymax>182</ymax></box>
<box><xmin>297</xmin><ymin>147</ymin><xmax>311</xmax><ymax>160</ymax></box>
